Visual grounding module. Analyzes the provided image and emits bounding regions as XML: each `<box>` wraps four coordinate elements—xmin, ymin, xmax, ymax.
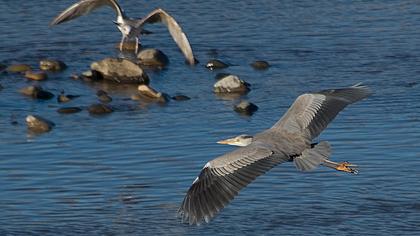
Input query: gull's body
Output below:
<box><xmin>179</xmin><ymin>84</ymin><xmax>371</xmax><ymax>225</ymax></box>
<box><xmin>50</xmin><ymin>0</ymin><xmax>196</xmax><ymax>64</ymax></box>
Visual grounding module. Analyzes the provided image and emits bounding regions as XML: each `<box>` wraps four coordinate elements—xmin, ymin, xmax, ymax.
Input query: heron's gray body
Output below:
<box><xmin>179</xmin><ymin>84</ymin><xmax>371</xmax><ymax>225</ymax></box>
<box><xmin>50</xmin><ymin>0</ymin><xmax>196</xmax><ymax>64</ymax></box>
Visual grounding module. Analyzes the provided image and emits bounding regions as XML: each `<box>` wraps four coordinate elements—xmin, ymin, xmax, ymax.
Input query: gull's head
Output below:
<box><xmin>217</xmin><ymin>134</ymin><xmax>253</xmax><ymax>147</ymax></box>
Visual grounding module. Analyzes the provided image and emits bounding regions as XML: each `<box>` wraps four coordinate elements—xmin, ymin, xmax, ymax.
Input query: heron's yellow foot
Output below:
<box><xmin>335</xmin><ymin>161</ymin><xmax>358</xmax><ymax>174</ymax></box>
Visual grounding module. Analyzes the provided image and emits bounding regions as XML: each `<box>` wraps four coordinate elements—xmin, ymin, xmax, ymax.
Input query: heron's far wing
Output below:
<box><xmin>178</xmin><ymin>144</ymin><xmax>289</xmax><ymax>225</ymax></box>
<box><xmin>271</xmin><ymin>84</ymin><xmax>372</xmax><ymax>140</ymax></box>
<box><xmin>50</xmin><ymin>0</ymin><xmax>123</xmax><ymax>26</ymax></box>
<box><xmin>136</xmin><ymin>8</ymin><xmax>196</xmax><ymax>65</ymax></box>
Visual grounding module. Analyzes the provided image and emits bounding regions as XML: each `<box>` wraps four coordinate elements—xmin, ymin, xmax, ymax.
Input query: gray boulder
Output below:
<box><xmin>213</xmin><ymin>75</ymin><xmax>250</xmax><ymax>94</ymax></box>
<box><xmin>137</xmin><ymin>48</ymin><xmax>169</xmax><ymax>68</ymax></box>
<box><xmin>90</xmin><ymin>58</ymin><xmax>149</xmax><ymax>84</ymax></box>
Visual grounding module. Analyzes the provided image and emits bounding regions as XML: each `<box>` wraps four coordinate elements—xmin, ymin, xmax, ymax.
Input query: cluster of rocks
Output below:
<box><xmin>2</xmin><ymin>47</ymin><xmax>270</xmax><ymax>134</ymax></box>
<box><xmin>206</xmin><ymin>58</ymin><xmax>270</xmax><ymax>116</ymax></box>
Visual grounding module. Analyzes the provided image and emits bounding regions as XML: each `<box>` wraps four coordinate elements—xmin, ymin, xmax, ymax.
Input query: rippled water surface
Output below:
<box><xmin>1</xmin><ymin>0</ymin><xmax>420</xmax><ymax>235</ymax></box>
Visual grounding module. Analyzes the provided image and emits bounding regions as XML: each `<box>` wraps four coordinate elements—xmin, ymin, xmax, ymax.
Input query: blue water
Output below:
<box><xmin>1</xmin><ymin>0</ymin><xmax>419</xmax><ymax>235</ymax></box>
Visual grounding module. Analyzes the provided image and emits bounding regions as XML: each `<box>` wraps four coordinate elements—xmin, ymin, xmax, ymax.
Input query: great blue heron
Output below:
<box><xmin>217</xmin><ymin>134</ymin><xmax>358</xmax><ymax>174</ymax></box>
<box><xmin>179</xmin><ymin>84</ymin><xmax>371</xmax><ymax>225</ymax></box>
<box><xmin>50</xmin><ymin>0</ymin><xmax>196</xmax><ymax>64</ymax></box>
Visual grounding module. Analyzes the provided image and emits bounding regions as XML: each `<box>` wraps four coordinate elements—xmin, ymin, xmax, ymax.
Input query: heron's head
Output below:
<box><xmin>217</xmin><ymin>134</ymin><xmax>253</xmax><ymax>147</ymax></box>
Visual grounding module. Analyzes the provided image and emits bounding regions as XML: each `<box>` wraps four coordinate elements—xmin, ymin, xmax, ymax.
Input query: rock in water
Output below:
<box><xmin>6</xmin><ymin>64</ymin><xmax>32</xmax><ymax>73</ymax></box>
<box><xmin>96</xmin><ymin>90</ymin><xmax>112</xmax><ymax>103</ymax></box>
<box><xmin>57</xmin><ymin>107</ymin><xmax>82</xmax><ymax>114</ymax></box>
<box><xmin>39</xmin><ymin>59</ymin><xmax>67</xmax><ymax>71</ymax></box>
<box><xmin>26</xmin><ymin>115</ymin><xmax>55</xmax><ymax>133</ymax></box>
<box><xmin>250</xmin><ymin>60</ymin><xmax>270</xmax><ymax>70</ymax></box>
<box><xmin>234</xmin><ymin>100</ymin><xmax>259</xmax><ymax>116</ymax></box>
<box><xmin>137</xmin><ymin>48</ymin><xmax>169</xmax><ymax>68</ymax></box>
<box><xmin>88</xmin><ymin>103</ymin><xmax>114</xmax><ymax>115</ymax></box>
<box><xmin>136</xmin><ymin>85</ymin><xmax>169</xmax><ymax>103</ymax></box>
<box><xmin>90</xmin><ymin>58</ymin><xmax>149</xmax><ymax>84</ymax></box>
<box><xmin>213</xmin><ymin>75</ymin><xmax>250</xmax><ymax>94</ymax></box>
<box><xmin>206</xmin><ymin>59</ymin><xmax>229</xmax><ymax>70</ymax></box>
<box><xmin>57</xmin><ymin>90</ymin><xmax>79</xmax><ymax>103</ymax></box>
<box><xmin>25</xmin><ymin>71</ymin><xmax>48</xmax><ymax>81</ymax></box>
<box><xmin>19</xmin><ymin>86</ymin><xmax>54</xmax><ymax>100</ymax></box>
<box><xmin>172</xmin><ymin>95</ymin><xmax>191</xmax><ymax>101</ymax></box>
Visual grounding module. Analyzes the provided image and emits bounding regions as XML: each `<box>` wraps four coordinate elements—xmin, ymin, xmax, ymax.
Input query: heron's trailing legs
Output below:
<box><xmin>323</xmin><ymin>159</ymin><xmax>358</xmax><ymax>174</ymax></box>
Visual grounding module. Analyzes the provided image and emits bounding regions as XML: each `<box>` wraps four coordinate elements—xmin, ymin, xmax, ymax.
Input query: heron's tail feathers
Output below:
<box><xmin>294</xmin><ymin>141</ymin><xmax>331</xmax><ymax>171</ymax></box>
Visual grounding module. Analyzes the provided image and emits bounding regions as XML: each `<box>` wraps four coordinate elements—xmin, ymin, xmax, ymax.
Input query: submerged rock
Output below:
<box><xmin>213</xmin><ymin>75</ymin><xmax>250</xmax><ymax>94</ymax></box>
<box><xmin>136</xmin><ymin>84</ymin><xmax>169</xmax><ymax>103</ymax></box>
<box><xmin>7</xmin><ymin>64</ymin><xmax>32</xmax><ymax>73</ymax></box>
<box><xmin>25</xmin><ymin>71</ymin><xmax>48</xmax><ymax>81</ymax></box>
<box><xmin>96</xmin><ymin>90</ymin><xmax>112</xmax><ymax>103</ymax></box>
<box><xmin>19</xmin><ymin>86</ymin><xmax>54</xmax><ymax>100</ymax></box>
<box><xmin>57</xmin><ymin>107</ymin><xmax>82</xmax><ymax>114</ymax></box>
<box><xmin>234</xmin><ymin>100</ymin><xmax>259</xmax><ymax>116</ymax></box>
<box><xmin>137</xmin><ymin>48</ymin><xmax>169</xmax><ymax>68</ymax></box>
<box><xmin>88</xmin><ymin>103</ymin><xmax>114</xmax><ymax>115</ymax></box>
<box><xmin>39</xmin><ymin>59</ymin><xmax>67</xmax><ymax>71</ymax></box>
<box><xmin>172</xmin><ymin>95</ymin><xmax>191</xmax><ymax>101</ymax></box>
<box><xmin>250</xmin><ymin>60</ymin><xmax>270</xmax><ymax>70</ymax></box>
<box><xmin>206</xmin><ymin>59</ymin><xmax>229</xmax><ymax>70</ymax></box>
<box><xmin>57</xmin><ymin>90</ymin><xmax>79</xmax><ymax>103</ymax></box>
<box><xmin>90</xmin><ymin>58</ymin><xmax>149</xmax><ymax>84</ymax></box>
<box><xmin>26</xmin><ymin>115</ymin><xmax>55</xmax><ymax>133</ymax></box>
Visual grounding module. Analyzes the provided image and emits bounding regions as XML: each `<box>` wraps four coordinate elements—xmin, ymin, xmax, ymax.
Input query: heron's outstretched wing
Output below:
<box><xmin>178</xmin><ymin>144</ymin><xmax>289</xmax><ymax>225</ymax></box>
<box><xmin>271</xmin><ymin>84</ymin><xmax>371</xmax><ymax>140</ymax></box>
<box><xmin>50</xmin><ymin>0</ymin><xmax>124</xmax><ymax>26</ymax></box>
<box><xmin>136</xmin><ymin>8</ymin><xmax>196</xmax><ymax>65</ymax></box>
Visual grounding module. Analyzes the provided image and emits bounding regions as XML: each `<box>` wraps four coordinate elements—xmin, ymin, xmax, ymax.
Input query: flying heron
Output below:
<box><xmin>179</xmin><ymin>84</ymin><xmax>371</xmax><ymax>225</ymax></box>
<box><xmin>217</xmin><ymin>134</ymin><xmax>358</xmax><ymax>174</ymax></box>
<box><xmin>50</xmin><ymin>0</ymin><xmax>196</xmax><ymax>64</ymax></box>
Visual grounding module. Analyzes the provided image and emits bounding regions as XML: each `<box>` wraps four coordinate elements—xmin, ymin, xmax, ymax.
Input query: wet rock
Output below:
<box><xmin>88</xmin><ymin>103</ymin><xmax>114</xmax><ymax>115</ymax></box>
<box><xmin>25</xmin><ymin>71</ymin><xmax>48</xmax><ymax>81</ymax></box>
<box><xmin>7</xmin><ymin>64</ymin><xmax>32</xmax><ymax>73</ymax></box>
<box><xmin>136</xmin><ymin>84</ymin><xmax>169</xmax><ymax>103</ymax></box>
<box><xmin>39</xmin><ymin>59</ymin><xmax>67</xmax><ymax>71</ymax></box>
<box><xmin>234</xmin><ymin>100</ymin><xmax>258</xmax><ymax>116</ymax></box>
<box><xmin>250</xmin><ymin>60</ymin><xmax>270</xmax><ymax>70</ymax></box>
<box><xmin>213</xmin><ymin>75</ymin><xmax>250</xmax><ymax>94</ymax></box>
<box><xmin>19</xmin><ymin>86</ymin><xmax>54</xmax><ymax>100</ymax></box>
<box><xmin>96</xmin><ymin>90</ymin><xmax>112</xmax><ymax>103</ymax></box>
<box><xmin>57</xmin><ymin>90</ymin><xmax>79</xmax><ymax>103</ymax></box>
<box><xmin>137</xmin><ymin>48</ymin><xmax>169</xmax><ymax>68</ymax></box>
<box><xmin>172</xmin><ymin>95</ymin><xmax>191</xmax><ymax>101</ymax></box>
<box><xmin>26</xmin><ymin>115</ymin><xmax>55</xmax><ymax>133</ymax></box>
<box><xmin>206</xmin><ymin>59</ymin><xmax>229</xmax><ymax>70</ymax></box>
<box><xmin>91</xmin><ymin>58</ymin><xmax>149</xmax><ymax>84</ymax></box>
<box><xmin>57</xmin><ymin>107</ymin><xmax>82</xmax><ymax>114</ymax></box>
<box><xmin>215</xmin><ymin>73</ymin><xmax>232</xmax><ymax>80</ymax></box>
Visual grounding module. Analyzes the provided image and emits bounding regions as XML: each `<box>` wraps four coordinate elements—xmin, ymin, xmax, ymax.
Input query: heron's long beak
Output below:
<box><xmin>217</xmin><ymin>138</ymin><xmax>235</xmax><ymax>145</ymax></box>
<box><xmin>112</xmin><ymin>21</ymin><xmax>120</xmax><ymax>26</ymax></box>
